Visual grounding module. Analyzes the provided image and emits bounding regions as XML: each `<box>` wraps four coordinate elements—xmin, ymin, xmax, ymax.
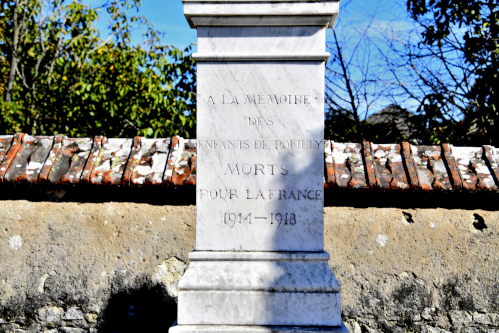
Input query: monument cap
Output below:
<box><xmin>182</xmin><ymin>0</ymin><xmax>341</xmax><ymax>29</ymax></box>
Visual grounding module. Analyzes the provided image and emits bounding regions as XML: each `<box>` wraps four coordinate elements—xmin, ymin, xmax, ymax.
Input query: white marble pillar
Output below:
<box><xmin>171</xmin><ymin>1</ymin><xmax>347</xmax><ymax>332</ymax></box>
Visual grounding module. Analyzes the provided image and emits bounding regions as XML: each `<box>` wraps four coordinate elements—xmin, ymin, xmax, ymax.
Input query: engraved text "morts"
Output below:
<box><xmin>225</xmin><ymin>164</ymin><xmax>288</xmax><ymax>176</ymax></box>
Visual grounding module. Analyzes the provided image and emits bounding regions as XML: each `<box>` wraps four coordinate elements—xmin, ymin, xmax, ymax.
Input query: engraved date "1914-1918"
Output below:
<box><xmin>223</xmin><ymin>212</ymin><xmax>297</xmax><ymax>229</ymax></box>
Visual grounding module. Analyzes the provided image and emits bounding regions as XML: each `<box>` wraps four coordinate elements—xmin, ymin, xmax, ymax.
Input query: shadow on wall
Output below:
<box><xmin>0</xmin><ymin>184</ymin><xmax>196</xmax><ymax>206</ymax></box>
<box><xmin>98</xmin><ymin>284</ymin><xmax>177</xmax><ymax>333</ymax></box>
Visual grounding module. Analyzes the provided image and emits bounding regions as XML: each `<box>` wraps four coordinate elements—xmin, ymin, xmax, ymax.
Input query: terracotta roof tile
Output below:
<box><xmin>165</xmin><ymin>136</ymin><xmax>196</xmax><ymax>187</ymax></box>
<box><xmin>411</xmin><ymin>145</ymin><xmax>441</xmax><ymax>191</ymax></box>
<box><xmin>329</xmin><ymin>142</ymin><xmax>368</xmax><ymax>189</ymax></box>
<box><xmin>441</xmin><ymin>143</ymin><xmax>463</xmax><ymax>190</ymax></box>
<box><xmin>56</xmin><ymin>137</ymin><xmax>94</xmax><ymax>184</ymax></box>
<box><xmin>0</xmin><ymin>134</ymin><xmax>17</xmax><ymax>182</ymax></box>
<box><xmin>89</xmin><ymin>138</ymin><xmax>133</xmax><ymax>185</ymax></box>
<box><xmin>401</xmin><ymin>141</ymin><xmax>420</xmax><ymax>189</ymax></box>
<box><xmin>451</xmin><ymin>146</ymin><xmax>496</xmax><ymax>191</ymax></box>
<box><xmin>0</xmin><ymin>133</ymin><xmax>498</xmax><ymax>192</ymax></box>
<box><xmin>376</xmin><ymin>144</ymin><xmax>409</xmax><ymax>190</ymax></box>
<box><xmin>81</xmin><ymin>135</ymin><xmax>104</xmax><ymax>184</ymax></box>
<box><xmin>0</xmin><ymin>135</ymin><xmax>14</xmax><ymax>165</ymax></box>
<box><xmin>483</xmin><ymin>145</ymin><xmax>499</xmax><ymax>187</ymax></box>
<box><xmin>362</xmin><ymin>142</ymin><xmax>376</xmax><ymax>189</ymax></box>
<box><xmin>324</xmin><ymin>140</ymin><xmax>334</xmax><ymax>188</ymax></box>
<box><xmin>4</xmin><ymin>134</ymin><xmax>54</xmax><ymax>183</ymax></box>
<box><xmin>129</xmin><ymin>137</ymin><xmax>171</xmax><ymax>185</ymax></box>
<box><xmin>39</xmin><ymin>134</ymin><xmax>64</xmax><ymax>182</ymax></box>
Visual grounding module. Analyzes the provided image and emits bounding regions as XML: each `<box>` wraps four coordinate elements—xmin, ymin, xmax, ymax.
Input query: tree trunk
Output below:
<box><xmin>5</xmin><ymin>0</ymin><xmax>20</xmax><ymax>103</ymax></box>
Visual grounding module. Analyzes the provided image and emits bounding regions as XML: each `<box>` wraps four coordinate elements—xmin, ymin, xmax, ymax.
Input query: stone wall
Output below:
<box><xmin>0</xmin><ymin>188</ymin><xmax>497</xmax><ymax>332</ymax></box>
<box><xmin>328</xmin><ymin>205</ymin><xmax>499</xmax><ymax>333</ymax></box>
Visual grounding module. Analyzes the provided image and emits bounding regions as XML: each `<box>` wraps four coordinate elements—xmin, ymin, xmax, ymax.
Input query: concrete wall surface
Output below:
<box><xmin>326</xmin><ymin>206</ymin><xmax>499</xmax><ymax>333</ymax></box>
<box><xmin>0</xmin><ymin>191</ymin><xmax>497</xmax><ymax>333</ymax></box>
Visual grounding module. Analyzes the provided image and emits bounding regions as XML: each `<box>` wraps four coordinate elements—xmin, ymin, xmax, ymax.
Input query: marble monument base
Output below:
<box><xmin>170</xmin><ymin>252</ymin><xmax>345</xmax><ymax>332</ymax></box>
<box><xmin>169</xmin><ymin>323</ymin><xmax>349</xmax><ymax>333</ymax></box>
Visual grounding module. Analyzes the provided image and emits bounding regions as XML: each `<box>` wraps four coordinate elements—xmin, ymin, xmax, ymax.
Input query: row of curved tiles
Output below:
<box><xmin>0</xmin><ymin>133</ymin><xmax>498</xmax><ymax>191</ymax></box>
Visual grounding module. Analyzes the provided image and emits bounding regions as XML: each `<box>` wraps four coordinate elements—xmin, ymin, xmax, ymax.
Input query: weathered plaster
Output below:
<box><xmin>0</xmin><ymin>199</ymin><xmax>496</xmax><ymax>332</ymax></box>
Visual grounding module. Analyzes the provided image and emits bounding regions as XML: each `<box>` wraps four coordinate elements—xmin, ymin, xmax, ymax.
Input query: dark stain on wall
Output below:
<box><xmin>441</xmin><ymin>276</ymin><xmax>476</xmax><ymax>312</ymax></box>
<box><xmin>392</xmin><ymin>281</ymin><xmax>431</xmax><ymax>314</ymax></box>
<box><xmin>473</xmin><ymin>213</ymin><xmax>487</xmax><ymax>231</ymax></box>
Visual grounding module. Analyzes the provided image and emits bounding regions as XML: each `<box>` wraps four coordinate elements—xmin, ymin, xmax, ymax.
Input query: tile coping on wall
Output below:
<box><xmin>0</xmin><ymin>133</ymin><xmax>497</xmax><ymax>192</ymax></box>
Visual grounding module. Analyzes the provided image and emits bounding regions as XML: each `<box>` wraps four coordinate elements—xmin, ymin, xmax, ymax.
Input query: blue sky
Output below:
<box><xmin>79</xmin><ymin>1</ymin><xmax>470</xmax><ymax>119</ymax></box>
<box><xmin>83</xmin><ymin>0</ymin><xmax>197</xmax><ymax>50</ymax></box>
<box><xmin>84</xmin><ymin>0</ymin><xmax>418</xmax><ymax>115</ymax></box>
<box><xmin>138</xmin><ymin>0</ymin><xmax>414</xmax><ymax>116</ymax></box>
<box><xmin>131</xmin><ymin>0</ymin><xmax>197</xmax><ymax>50</ymax></box>
<box><xmin>86</xmin><ymin>0</ymin><xmax>409</xmax><ymax>52</ymax></box>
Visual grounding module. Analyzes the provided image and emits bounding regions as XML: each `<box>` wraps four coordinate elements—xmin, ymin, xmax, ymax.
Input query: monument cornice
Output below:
<box><xmin>192</xmin><ymin>52</ymin><xmax>330</xmax><ymax>61</ymax></box>
<box><xmin>182</xmin><ymin>0</ymin><xmax>341</xmax><ymax>28</ymax></box>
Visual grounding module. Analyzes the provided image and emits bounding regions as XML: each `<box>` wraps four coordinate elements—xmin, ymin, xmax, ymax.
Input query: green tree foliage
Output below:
<box><xmin>407</xmin><ymin>0</ymin><xmax>499</xmax><ymax>145</ymax></box>
<box><xmin>0</xmin><ymin>0</ymin><xmax>196</xmax><ymax>138</ymax></box>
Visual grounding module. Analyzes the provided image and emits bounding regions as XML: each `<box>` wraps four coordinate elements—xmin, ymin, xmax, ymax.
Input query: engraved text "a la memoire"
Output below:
<box><xmin>207</xmin><ymin>94</ymin><xmax>313</xmax><ymax>105</ymax></box>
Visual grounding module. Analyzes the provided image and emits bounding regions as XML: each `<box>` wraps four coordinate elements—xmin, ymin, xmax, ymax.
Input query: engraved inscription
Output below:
<box><xmin>207</xmin><ymin>94</ymin><xmax>314</xmax><ymax>105</ymax></box>
<box><xmin>247</xmin><ymin>117</ymin><xmax>273</xmax><ymax>126</ymax></box>
<box><xmin>198</xmin><ymin>140</ymin><xmax>323</xmax><ymax>150</ymax></box>
<box><xmin>199</xmin><ymin>140</ymin><xmax>250</xmax><ymax>149</ymax></box>
<box><xmin>223</xmin><ymin>212</ymin><xmax>297</xmax><ymax>228</ymax></box>
<box><xmin>197</xmin><ymin>63</ymin><xmax>325</xmax><ymax>250</ymax></box>
<box><xmin>243</xmin><ymin>94</ymin><xmax>311</xmax><ymax>105</ymax></box>
<box><xmin>223</xmin><ymin>212</ymin><xmax>252</xmax><ymax>227</ymax></box>
<box><xmin>275</xmin><ymin>140</ymin><xmax>322</xmax><ymax>150</ymax></box>
<box><xmin>199</xmin><ymin>189</ymin><xmax>323</xmax><ymax>201</ymax></box>
<box><xmin>246</xmin><ymin>189</ymin><xmax>322</xmax><ymax>200</ymax></box>
<box><xmin>200</xmin><ymin>88</ymin><xmax>322</xmax><ymax>239</ymax></box>
<box><xmin>200</xmin><ymin>189</ymin><xmax>238</xmax><ymax>199</ymax></box>
<box><xmin>224</xmin><ymin>164</ymin><xmax>288</xmax><ymax>176</ymax></box>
